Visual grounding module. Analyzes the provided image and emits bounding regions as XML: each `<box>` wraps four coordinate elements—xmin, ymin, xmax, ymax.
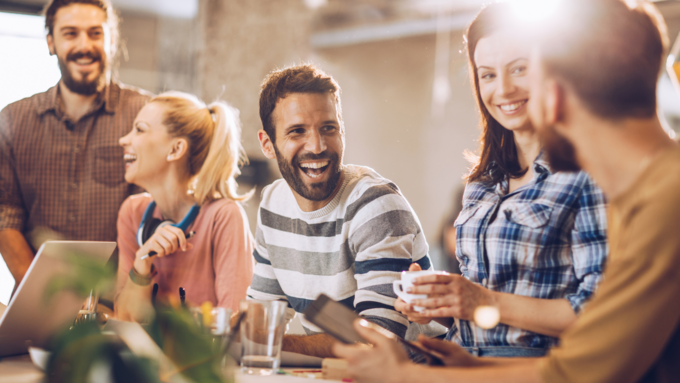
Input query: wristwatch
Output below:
<box><xmin>129</xmin><ymin>264</ymin><xmax>157</xmax><ymax>286</ymax></box>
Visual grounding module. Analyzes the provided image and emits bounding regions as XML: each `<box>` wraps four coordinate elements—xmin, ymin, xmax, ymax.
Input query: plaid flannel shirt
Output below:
<box><xmin>447</xmin><ymin>154</ymin><xmax>608</xmax><ymax>350</ymax></box>
<box><xmin>0</xmin><ymin>83</ymin><xmax>149</xmax><ymax>247</ymax></box>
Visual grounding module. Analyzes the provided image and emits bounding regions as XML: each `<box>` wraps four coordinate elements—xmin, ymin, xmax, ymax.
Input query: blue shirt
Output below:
<box><xmin>448</xmin><ymin>155</ymin><xmax>608</xmax><ymax>350</ymax></box>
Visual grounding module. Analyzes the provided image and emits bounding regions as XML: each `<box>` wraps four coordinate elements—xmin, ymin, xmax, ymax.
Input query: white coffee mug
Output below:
<box><xmin>393</xmin><ymin>270</ymin><xmax>437</xmax><ymax>312</ymax></box>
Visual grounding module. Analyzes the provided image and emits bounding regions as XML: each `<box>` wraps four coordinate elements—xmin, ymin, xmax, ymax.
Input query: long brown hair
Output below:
<box><xmin>465</xmin><ymin>2</ymin><xmax>527</xmax><ymax>185</ymax></box>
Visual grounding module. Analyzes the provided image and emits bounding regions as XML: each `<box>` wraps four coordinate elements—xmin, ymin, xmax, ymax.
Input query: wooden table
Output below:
<box><xmin>0</xmin><ymin>354</ymin><xmax>42</xmax><ymax>383</ymax></box>
<box><xmin>0</xmin><ymin>354</ymin><xmax>342</xmax><ymax>383</ymax></box>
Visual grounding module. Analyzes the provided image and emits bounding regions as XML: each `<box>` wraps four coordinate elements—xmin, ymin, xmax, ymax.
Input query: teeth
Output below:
<box><xmin>300</xmin><ymin>161</ymin><xmax>329</xmax><ymax>169</ymax></box>
<box><xmin>499</xmin><ymin>100</ymin><xmax>527</xmax><ymax>112</ymax></box>
<box><xmin>124</xmin><ymin>153</ymin><xmax>137</xmax><ymax>162</ymax></box>
<box><xmin>76</xmin><ymin>58</ymin><xmax>94</xmax><ymax>65</ymax></box>
<box><xmin>307</xmin><ymin>172</ymin><xmax>322</xmax><ymax>178</ymax></box>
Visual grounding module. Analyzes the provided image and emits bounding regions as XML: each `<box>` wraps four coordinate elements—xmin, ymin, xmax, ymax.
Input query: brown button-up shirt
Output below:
<box><xmin>0</xmin><ymin>82</ymin><xmax>150</xmax><ymax>250</ymax></box>
<box><xmin>538</xmin><ymin>146</ymin><xmax>680</xmax><ymax>383</ymax></box>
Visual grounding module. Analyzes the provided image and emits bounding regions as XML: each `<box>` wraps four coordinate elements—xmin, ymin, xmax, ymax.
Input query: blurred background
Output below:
<box><xmin>2</xmin><ymin>0</ymin><xmax>680</xmax><ymax>304</ymax></box>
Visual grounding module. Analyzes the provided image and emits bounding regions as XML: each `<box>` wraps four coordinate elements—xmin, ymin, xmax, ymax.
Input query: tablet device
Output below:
<box><xmin>0</xmin><ymin>241</ymin><xmax>116</xmax><ymax>357</ymax></box>
<box><xmin>303</xmin><ymin>294</ymin><xmax>444</xmax><ymax>366</ymax></box>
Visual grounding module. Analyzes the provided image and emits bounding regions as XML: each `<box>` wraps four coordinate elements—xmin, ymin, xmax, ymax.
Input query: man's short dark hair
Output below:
<box><xmin>259</xmin><ymin>64</ymin><xmax>342</xmax><ymax>143</ymax></box>
<box><xmin>43</xmin><ymin>0</ymin><xmax>119</xmax><ymax>54</ymax></box>
<box><xmin>539</xmin><ymin>0</ymin><xmax>668</xmax><ymax>119</ymax></box>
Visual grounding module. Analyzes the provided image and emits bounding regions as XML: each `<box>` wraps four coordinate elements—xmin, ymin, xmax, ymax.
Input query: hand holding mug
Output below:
<box><xmin>394</xmin><ymin>264</ymin><xmax>434</xmax><ymax>324</ymax></box>
<box><xmin>392</xmin><ymin>267</ymin><xmax>439</xmax><ymax>313</ymax></box>
<box><xmin>407</xmin><ymin>273</ymin><xmax>496</xmax><ymax>321</ymax></box>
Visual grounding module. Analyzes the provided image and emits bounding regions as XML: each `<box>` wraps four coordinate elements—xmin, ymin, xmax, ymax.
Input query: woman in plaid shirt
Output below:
<box><xmin>396</xmin><ymin>2</ymin><xmax>608</xmax><ymax>357</ymax></box>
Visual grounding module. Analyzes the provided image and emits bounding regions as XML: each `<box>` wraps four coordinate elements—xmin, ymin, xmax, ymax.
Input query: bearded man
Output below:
<box><xmin>246</xmin><ymin>64</ymin><xmax>433</xmax><ymax>358</ymax></box>
<box><xmin>0</xmin><ymin>0</ymin><xmax>150</xmax><ymax>288</ymax></box>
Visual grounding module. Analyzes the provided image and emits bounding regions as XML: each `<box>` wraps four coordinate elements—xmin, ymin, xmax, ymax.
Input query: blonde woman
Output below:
<box><xmin>115</xmin><ymin>91</ymin><xmax>253</xmax><ymax>322</ymax></box>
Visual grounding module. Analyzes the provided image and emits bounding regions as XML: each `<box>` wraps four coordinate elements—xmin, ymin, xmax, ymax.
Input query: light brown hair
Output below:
<box><xmin>150</xmin><ymin>91</ymin><xmax>250</xmax><ymax>205</ymax></box>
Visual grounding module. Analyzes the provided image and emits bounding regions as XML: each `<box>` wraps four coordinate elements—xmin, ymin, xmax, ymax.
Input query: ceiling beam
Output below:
<box><xmin>310</xmin><ymin>11</ymin><xmax>476</xmax><ymax>49</ymax></box>
<box><xmin>0</xmin><ymin>0</ymin><xmax>44</xmax><ymax>15</ymax></box>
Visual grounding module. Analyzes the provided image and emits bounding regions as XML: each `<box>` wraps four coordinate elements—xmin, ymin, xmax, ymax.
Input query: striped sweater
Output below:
<box><xmin>246</xmin><ymin>165</ymin><xmax>432</xmax><ymax>338</ymax></box>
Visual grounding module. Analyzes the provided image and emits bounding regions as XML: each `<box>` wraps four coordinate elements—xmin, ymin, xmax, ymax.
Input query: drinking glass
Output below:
<box><xmin>240</xmin><ymin>300</ymin><xmax>288</xmax><ymax>376</ymax></box>
<box><xmin>73</xmin><ymin>289</ymin><xmax>98</xmax><ymax>326</ymax></box>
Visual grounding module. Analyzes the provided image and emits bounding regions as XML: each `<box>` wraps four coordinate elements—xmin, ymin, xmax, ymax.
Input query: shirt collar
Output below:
<box><xmin>495</xmin><ymin>151</ymin><xmax>552</xmax><ymax>195</ymax></box>
<box><xmin>35</xmin><ymin>81</ymin><xmax>120</xmax><ymax>117</ymax></box>
<box><xmin>533</xmin><ymin>150</ymin><xmax>552</xmax><ymax>177</ymax></box>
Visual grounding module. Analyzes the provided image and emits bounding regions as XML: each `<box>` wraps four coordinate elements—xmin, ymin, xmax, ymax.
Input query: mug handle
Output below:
<box><xmin>393</xmin><ymin>280</ymin><xmax>409</xmax><ymax>301</ymax></box>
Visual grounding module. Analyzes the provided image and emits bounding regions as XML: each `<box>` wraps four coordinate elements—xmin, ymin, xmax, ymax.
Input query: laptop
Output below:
<box><xmin>0</xmin><ymin>241</ymin><xmax>116</xmax><ymax>357</ymax></box>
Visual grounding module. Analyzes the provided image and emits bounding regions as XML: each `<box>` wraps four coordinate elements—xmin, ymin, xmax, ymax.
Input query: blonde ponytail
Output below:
<box><xmin>149</xmin><ymin>91</ymin><xmax>252</xmax><ymax>205</ymax></box>
<box><xmin>191</xmin><ymin>101</ymin><xmax>252</xmax><ymax>204</ymax></box>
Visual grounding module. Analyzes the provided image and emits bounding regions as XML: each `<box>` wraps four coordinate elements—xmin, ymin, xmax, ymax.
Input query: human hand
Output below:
<box><xmin>416</xmin><ymin>334</ymin><xmax>479</xmax><ymax>367</ymax></box>
<box><xmin>394</xmin><ymin>297</ymin><xmax>433</xmax><ymax>324</ymax></box>
<box><xmin>409</xmin><ymin>274</ymin><xmax>495</xmax><ymax>321</ymax></box>
<box><xmin>133</xmin><ymin>225</ymin><xmax>193</xmax><ymax>275</ymax></box>
<box><xmin>333</xmin><ymin>319</ymin><xmax>410</xmax><ymax>383</ymax></box>
<box><xmin>393</xmin><ymin>263</ymin><xmax>435</xmax><ymax>324</ymax></box>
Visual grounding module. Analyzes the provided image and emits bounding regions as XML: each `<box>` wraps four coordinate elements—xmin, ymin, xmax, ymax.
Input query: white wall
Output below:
<box><xmin>312</xmin><ymin>32</ymin><xmax>479</xmax><ymax>243</ymax></box>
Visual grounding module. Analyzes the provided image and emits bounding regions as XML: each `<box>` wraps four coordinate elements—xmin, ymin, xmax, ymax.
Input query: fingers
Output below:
<box><xmin>407</xmin><ymin>284</ymin><xmax>451</xmax><ymax>295</ymax></box>
<box><xmin>154</xmin><ymin>234</ymin><xmax>174</xmax><ymax>256</ymax></box>
<box><xmin>409</xmin><ymin>316</ymin><xmax>434</xmax><ymax>325</ymax></box>
<box><xmin>410</xmin><ymin>295</ymin><xmax>452</xmax><ymax>309</ymax></box>
<box><xmin>408</xmin><ymin>263</ymin><xmax>422</xmax><ymax>272</ymax></box>
<box><xmin>413</xmin><ymin>273</ymin><xmax>454</xmax><ymax>285</ymax></box>
<box><xmin>418</xmin><ymin>307</ymin><xmax>462</xmax><ymax>319</ymax></box>
<box><xmin>354</xmin><ymin>319</ymin><xmax>393</xmax><ymax>346</ymax></box>
<box><xmin>143</xmin><ymin>226</ymin><xmax>190</xmax><ymax>258</ymax></box>
<box><xmin>332</xmin><ymin>342</ymin><xmax>359</xmax><ymax>359</ymax></box>
<box><xmin>394</xmin><ymin>297</ymin><xmax>408</xmax><ymax>313</ymax></box>
<box><xmin>395</xmin><ymin>298</ymin><xmax>434</xmax><ymax>324</ymax></box>
<box><xmin>158</xmin><ymin>225</ymin><xmax>187</xmax><ymax>252</ymax></box>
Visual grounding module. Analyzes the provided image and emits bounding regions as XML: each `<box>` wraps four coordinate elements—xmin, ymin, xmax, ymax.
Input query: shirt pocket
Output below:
<box><xmin>93</xmin><ymin>145</ymin><xmax>126</xmax><ymax>187</ymax></box>
<box><xmin>503</xmin><ymin>202</ymin><xmax>552</xmax><ymax>229</ymax></box>
<box><xmin>501</xmin><ymin>202</ymin><xmax>557</xmax><ymax>270</ymax></box>
<box><xmin>454</xmin><ymin>203</ymin><xmax>484</xmax><ymax>227</ymax></box>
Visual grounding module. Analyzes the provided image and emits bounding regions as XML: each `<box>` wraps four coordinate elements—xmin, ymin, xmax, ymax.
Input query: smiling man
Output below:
<box><xmin>246</xmin><ymin>64</ymin><xmax>433</xmax><ymax>357</ymax></box>
<box><xmin>0</xmin><ymin>0</ymin><xmax>150</xmax><ymax>288</ymax></box>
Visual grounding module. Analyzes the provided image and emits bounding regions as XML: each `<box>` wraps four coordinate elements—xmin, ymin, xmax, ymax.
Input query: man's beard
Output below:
<box><xmin>542</xmin><ymin>123</ymin><xmax>581</xmax><ymax>172</ymax></box>
<box><xmin>274</xmin><ymin>145</ymin><xmax>343</xmax><ymax>202</ymax></box>
<box><xmin>57</xmin><ymin>50</ymin><xmax>107</xmax><ymax>95</ymax></box>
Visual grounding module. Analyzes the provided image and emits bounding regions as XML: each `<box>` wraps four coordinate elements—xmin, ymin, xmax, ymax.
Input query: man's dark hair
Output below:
<box><xmin>259</xmin><ymin>64</ymin><xmax>342</xmax><ymax>143</ymax></box>
<box><xmin>43</xmin><ymin>0</ymin><xmax>119</xmax><ymax>55</ymax></box>
<box><xmin>539</xmin><ymin>0</ymin><xmax>668</xmax><ymax>119</ymax></box>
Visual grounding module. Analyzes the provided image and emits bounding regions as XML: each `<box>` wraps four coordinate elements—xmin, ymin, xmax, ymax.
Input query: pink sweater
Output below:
<box><xmin>115</xmin><ymin>193</ymin><xmax>254</xmax><ymax>311</ymax></box>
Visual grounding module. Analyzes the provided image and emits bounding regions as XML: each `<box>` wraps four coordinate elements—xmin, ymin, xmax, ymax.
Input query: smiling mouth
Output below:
<box><xmin>124</xmin><ymin>153</ymin><xmax>137</xmax><ymax>166</ymax></box>
<box><xmin>74</xmin><ymin>58</ymin><xmax>96</xmax><ymax>65</ymax></box>
<box><xmin>299</xmin><ymin>161</ymin><xmax>330</xmax><ymax>179</ymax></box>
<box><xmin>497</xmin><ymin>100</ymin><xmax>528</xmax><ymax>113</ymax></box>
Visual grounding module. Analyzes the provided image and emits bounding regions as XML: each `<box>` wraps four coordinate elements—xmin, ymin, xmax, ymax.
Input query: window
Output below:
<box><xmin>0</xmin><ymin>12</ymin><xmax>61</xmax><ymax>111</ymax></box>
<box><xmin>0</xmin><ymin>12</ymin><xmax>61</xmax><ymax>304</ymax></box>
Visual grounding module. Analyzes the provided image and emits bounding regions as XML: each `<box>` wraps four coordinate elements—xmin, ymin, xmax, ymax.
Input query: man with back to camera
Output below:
<box><xmin>0</xmin><ymin>0</ymin><xmax>150</xmax><ymax>289</ymax></box>
<box><xmin>246</xmin><ymin>64</ymin><xmax>433</xmax><ymax>358</ymax></box>
<box><xmin>333</xmin><ymin>1</ymin><xmax>680</xmax><ymax>382</ymax></box>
